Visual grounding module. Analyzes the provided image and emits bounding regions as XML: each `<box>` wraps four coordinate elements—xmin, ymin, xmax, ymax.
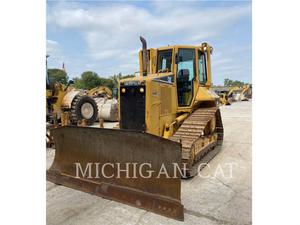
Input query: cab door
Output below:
<box><xmin>176</xmin><ymin>48</ymin><xmax>197</xmax><ymax>107</ymax></box>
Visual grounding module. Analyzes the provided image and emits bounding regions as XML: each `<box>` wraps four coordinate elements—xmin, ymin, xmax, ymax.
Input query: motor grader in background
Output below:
<box><xmin>47</xmin><ymin>37</ymin><xmax>224</xmax><ymax>221</ymax></box>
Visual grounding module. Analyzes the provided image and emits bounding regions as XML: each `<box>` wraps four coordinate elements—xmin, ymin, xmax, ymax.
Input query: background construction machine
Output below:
<box><xmin>47</xmin><ymin>37</ymin><xmax>223</xmax><ymax>221</ymax></box>
<box><xmin>241</xmin><ymin>84</ymin><xmax>252</xmax><ymax>100</ymax></box>
<box><xmin>212</xmin><ymin>84</ymin><xmax>252</xmax><ymax>105</ymax></box>
<box><xmin>211</xmin><ymin>87</ymin><xmax>232</xmax><ymax>105</ymax></box>
<box><xmin>87</xmin><ymin>86</ymin><xmax>118</xmax><ymax>121</ymax></box>
<box><xmin>46</xmin><ymin>56</ymin><xmax>98</xmax><ymax>127</ymax></box>
<box><xmin>227</xmin><ymin>85</ymin><xmax>252</xmax><ymax>102</ymax></box>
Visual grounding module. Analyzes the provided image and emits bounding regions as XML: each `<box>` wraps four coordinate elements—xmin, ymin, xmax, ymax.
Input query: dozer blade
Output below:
<box><xmin>47</xmin><ymin>126</ymin><xmax>184</xmax><ymax>221</ymax></box>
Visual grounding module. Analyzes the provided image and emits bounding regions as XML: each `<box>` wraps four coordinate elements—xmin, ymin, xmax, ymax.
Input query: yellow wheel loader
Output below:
<box><xmin>47</xmin><ymin>37</ymin><xmax>223</xmax><ymax>221</ymax></box>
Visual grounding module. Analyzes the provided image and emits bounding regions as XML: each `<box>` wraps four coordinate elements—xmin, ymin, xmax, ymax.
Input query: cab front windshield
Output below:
<box><xmin>157</xmin><ymin>49</ymin><xmax>172</xmax><ymax>73</ymax></box>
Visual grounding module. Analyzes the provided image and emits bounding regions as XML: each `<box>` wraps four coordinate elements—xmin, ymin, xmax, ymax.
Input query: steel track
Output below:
<box><xmin>169</xmin><ymin>107</ymin><xmax>224</xmax><ymax>177</ymax></box>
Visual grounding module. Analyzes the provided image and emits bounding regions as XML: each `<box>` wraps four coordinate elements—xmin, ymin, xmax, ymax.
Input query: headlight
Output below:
<box><xmin>139</xmin><ymin>87</ymin><xmax>144</xmax><ymax>93</ymax></box>
<box><xmin>121</xmin><ymin>88</ymin><xmax>126</xmax><ymax>93</ymax></box>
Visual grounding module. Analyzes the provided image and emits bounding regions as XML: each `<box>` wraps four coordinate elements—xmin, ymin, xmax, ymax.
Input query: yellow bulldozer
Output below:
<box><xmin>47</xmin><ymin>37</ymin><xmax>224</xmax><ymax>221</ymax></box>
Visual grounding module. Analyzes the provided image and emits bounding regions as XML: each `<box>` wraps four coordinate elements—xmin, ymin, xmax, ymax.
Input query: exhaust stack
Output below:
<box><xmin>140</xmin><ymin>36</ymin><xmax>148</xmax><ymax>76</ymax></box>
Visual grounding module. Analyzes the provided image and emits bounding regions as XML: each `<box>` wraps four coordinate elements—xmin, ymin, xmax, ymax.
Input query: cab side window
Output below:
<box><xmin>157</xmin><ymin>49</ymin><xmax>173</xmax><ymax>73</ymax></box>
<box><xmin>198</xmin><ymin>50</ymin><xmax>207</xmax><ymax>85</ymax></box>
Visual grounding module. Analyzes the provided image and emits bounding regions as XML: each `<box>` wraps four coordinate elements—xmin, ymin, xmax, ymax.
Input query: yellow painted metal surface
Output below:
<box><xmin>51</xmin><ymin>83</ymin><xmax>66</xmax><ymax>119</ymax></box>
<box><xmin>88</xmin><ymin>86</ymin><xmax>112</xmax><ymax>98</ymax></box>
<box><xmin>120</xmin><ymin>43</ymin><xmax>217</xmax><ymax>138</ymax></box>
<box><xmin>47</xmin><ymin>83</ymin><xmax>80</xmax><ymax>120</ymax></box>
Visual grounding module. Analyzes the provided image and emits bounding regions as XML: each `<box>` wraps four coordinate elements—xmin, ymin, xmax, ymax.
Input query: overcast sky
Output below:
<box><xmin>46</xmin><ymin>0</ymin><xmax>252</xmax><ymax>85</ymax></box>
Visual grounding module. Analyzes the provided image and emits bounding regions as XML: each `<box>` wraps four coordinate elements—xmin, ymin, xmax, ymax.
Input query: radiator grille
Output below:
<box><xmin>120</xmin><ymin>85</ymin><xmax>145</xmax><ymax>131</ymax></box>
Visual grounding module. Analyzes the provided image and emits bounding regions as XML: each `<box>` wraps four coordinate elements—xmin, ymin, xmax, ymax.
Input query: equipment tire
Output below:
<box><xmin>70</xmin><ymin>95</ymin><xmax>98</xmax><ymax>125</ymax></box>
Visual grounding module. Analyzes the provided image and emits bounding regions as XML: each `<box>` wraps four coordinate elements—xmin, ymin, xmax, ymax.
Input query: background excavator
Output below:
<box><xmin>47</xmin><ymin>37</ymin><xmax>224</xmax><ymax>221</ymax></box>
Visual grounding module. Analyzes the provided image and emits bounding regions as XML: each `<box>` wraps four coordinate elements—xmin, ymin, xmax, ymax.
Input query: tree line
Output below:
<box><xmin>47</xmin><ymin>69</ymin><xmax>249</xmax><ymax>89</ymax></box>
<box><xmin>224</xmin><ymin>78</ymin><xmax>249</xmax><ymax>87</ymax></box>
<box><xmin>47</xmin><ymin>69</ymin><xmax>134</xmax><ymax>90</ymax></box>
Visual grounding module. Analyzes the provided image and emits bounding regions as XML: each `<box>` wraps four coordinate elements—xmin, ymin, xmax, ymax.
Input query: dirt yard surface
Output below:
<box><xmin>47</xmin><ymin>101</ymin><xmax>252</xmax><ymax>225</ymax></box>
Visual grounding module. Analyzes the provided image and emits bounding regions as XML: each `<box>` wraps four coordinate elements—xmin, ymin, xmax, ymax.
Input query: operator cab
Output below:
<box><xmin>150</xmin><ymin>46</ymin><xmax>210</xmax><ymax>108</ymax></box>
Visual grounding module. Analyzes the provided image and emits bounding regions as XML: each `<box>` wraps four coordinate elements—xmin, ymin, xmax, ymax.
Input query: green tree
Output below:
<box><xmin>74</xmin><ymin>71</ymin><xmax>101</xmax><ymax>89</ymax></box>
<box><xmin>110</xmin><ymin>73</ymin><xmax>123</xmax><ymax>88</ymax></box>
<box><xmin>224</xmin><ymin>78</ymin><xmax>230</xmax><ymax>86</ymax></box>
<box><xmin>73</xmin><ymin>71</ymin><xmax>136</xmax><ymax>90</ymax></box>
<box><xmin>109</xmin><ymin>73</ymin><xmax>135</xmax><ymax>89</ymax></box>
<box><xmin>224</xmin><ymin>78</ymin><xmax>247</xmax><ymax>87</ymax></box>
<box><xmin>122</xmin><ymin>74</ymin><xmax>135</xmax><ymax>79</ymax></box>
<box><xmin>100</xmin><ymin>77</ymin><xmax>115</xmax><ymax>89</ymax></box>
<box><xmin>47</xmin><ymin>69</ymin><xmax>69</xmax><ymax>85</ymax></box>
<box><xmin>73</xmin><ymin>77</ymin><xmax>84</xmax><ymax>89</ymax></box>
